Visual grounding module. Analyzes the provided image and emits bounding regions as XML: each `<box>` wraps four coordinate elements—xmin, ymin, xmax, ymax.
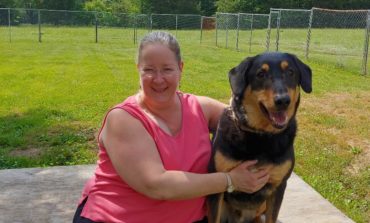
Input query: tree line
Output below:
<box><xmin>1</xmin><ymin>0</ymin><xmax>369</xmax><ymax>16</ymax></box>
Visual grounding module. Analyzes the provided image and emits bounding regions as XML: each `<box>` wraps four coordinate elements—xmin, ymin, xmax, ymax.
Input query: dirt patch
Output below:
<box><xmin>346</xmin><ymin>139</ymin><xmax>370</xmax><ymax>175</ymax></box>
<box><xmin>300</xmin><ymin>91</ymin><xmax>370</xmax><ymax>176</ymax></box>
<box><xmin>9</xmin><ymin>147</ymin><xmax>41</xmax><ymax>158</ymax></box>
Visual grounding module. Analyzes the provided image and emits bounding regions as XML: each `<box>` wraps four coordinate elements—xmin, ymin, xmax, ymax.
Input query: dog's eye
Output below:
<box><xmin>287</xmin><ymin>69</ymin><xmax>294</xmax><ymax>76</ymax></box>
<box><xmin>257</xmin><ymin>71</ymin><xmax>266</xmax><ymax>78</ymax></box>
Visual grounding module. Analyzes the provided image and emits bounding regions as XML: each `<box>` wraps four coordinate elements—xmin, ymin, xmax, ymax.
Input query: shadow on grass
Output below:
<box><xmin>0</xmin><ymin>108</ymin><xmax>98</xmax><ymax>169</ymax></box>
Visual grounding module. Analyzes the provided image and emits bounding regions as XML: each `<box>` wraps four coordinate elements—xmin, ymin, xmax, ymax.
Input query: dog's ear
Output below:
<box><xmin>289</xmin><ymin>54</ymin><xmax>312</xmax><ymax>93</ymax></box>
<box><xmin>228</xmin><ymin>57</ymin><xmax>254</xmax><ymax>99</ymax></box>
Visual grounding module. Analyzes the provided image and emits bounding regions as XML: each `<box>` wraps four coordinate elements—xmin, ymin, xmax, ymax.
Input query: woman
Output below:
<box><xmin>73</xmin><ymin>31</ymin><xmax>270</xmax><ymax>223</ymax></box>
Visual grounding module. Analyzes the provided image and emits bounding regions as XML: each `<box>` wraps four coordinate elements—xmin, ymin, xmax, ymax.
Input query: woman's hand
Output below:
<box><xmin>228</xmin><ymin>160</ymin><xmax>271</xmax><ymax>193</ymax></box>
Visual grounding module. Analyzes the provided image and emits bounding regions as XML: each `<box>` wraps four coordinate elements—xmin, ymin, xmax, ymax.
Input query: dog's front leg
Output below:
<box><xmin>207</xmin><ymin>192</ymin><xmax>225</xmax><ymax>223</ymax></box>
<box><xmin>264</xmin><ymin>182</ymin><xmax>287</xmax><ymax>223</ymax></box>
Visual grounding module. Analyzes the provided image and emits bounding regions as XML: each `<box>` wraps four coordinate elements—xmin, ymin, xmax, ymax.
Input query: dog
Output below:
<box><xmin>207</xmin><ymin>52</ymin><xmax>312</xmax><ymax>223</ymax></box>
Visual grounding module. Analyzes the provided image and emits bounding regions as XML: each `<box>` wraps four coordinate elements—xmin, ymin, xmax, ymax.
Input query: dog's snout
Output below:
<box><xmin>274</xmin><ymin>94</ymin><xmax>291</xmax><ymax>109</ymax></box>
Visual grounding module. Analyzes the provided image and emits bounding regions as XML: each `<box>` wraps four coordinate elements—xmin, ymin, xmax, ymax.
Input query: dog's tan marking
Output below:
<box><xmin>280</xmin><ymin>60</ymin><xmax>289</xmax><ymax>70</ymax></box>
<box><xmin>256</xmin><ymin>201</ymin><xmax>266</xmax><ymax>217</ymax></box>
<box><xmin>242</xmin><ymin>85</ymin><xmax>301</xmax><ymax>134</ymax></box>
<box><xmin>268</xmin><ymin>160</ymin><xmax>292</xmax><ymax>187</ymax></box>
<box><xmin>286</xmin><ymin>86</ymin><xmax>300</xmax><ymax>120</ymax></box>
<box><xmin>265</xmin><ymin>195</ymin><xmax>276</xmax><ymax>223</ymax></box>
<box><xmin>242</xmin><ymin>87</ymin><xmax>279</xmax><ymax>133</ymax></box>
<box><xmin>239</xmin><ymin>209</ymin><xmax>259</xmax><ymax>223</ymax></box>
<box><xmin>215</xmin><ymin>193</ymin><xmax>225</xmax><ymax>223</ymax></box>
<box><xmin>261</xmin><ymin>63</ymin><xmax>270</xmax><ymax>72</ymax></box>
<box><xmin>214</xmin><ymin>150</ymin><xmax>242</xmax><ymax>172</ymax></box>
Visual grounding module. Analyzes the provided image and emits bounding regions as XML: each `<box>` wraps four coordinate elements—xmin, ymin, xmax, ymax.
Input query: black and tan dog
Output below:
<box><xmin>208</xmin><ymin>52</ymin><xmax>312</xmax><ymax>223</ymax></box>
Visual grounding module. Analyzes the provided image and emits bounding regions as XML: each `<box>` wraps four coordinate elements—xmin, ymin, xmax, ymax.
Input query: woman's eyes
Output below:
<box><xmin>143</xmin><ymin>68</ymin><xmax>154</xmax><ymax>73</ymax></box>
<box><xmin>143</xmin><ymin>68</ymin><xmax>173</xmax><ymax>71</ymax></box>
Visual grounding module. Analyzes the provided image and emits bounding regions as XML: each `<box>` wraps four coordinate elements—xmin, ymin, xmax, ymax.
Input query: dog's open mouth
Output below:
<box><xmin>259</xmin><ymin>103</ymin><xmax>288</xmax><ymax>129</ymax></box>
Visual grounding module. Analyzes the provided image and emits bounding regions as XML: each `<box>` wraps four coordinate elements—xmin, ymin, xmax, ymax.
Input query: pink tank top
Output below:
<box><xmin>79</xmin><ymin>92</ymin><xmax>211</xmax><ymax>223</ymax></box>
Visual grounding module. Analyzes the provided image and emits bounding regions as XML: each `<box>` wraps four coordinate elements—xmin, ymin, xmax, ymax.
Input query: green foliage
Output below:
<box><xmin>199</xmin><ymin>0</ymin><xmax>216</xmax><ymax>16</ymax></box>
<box><xmin>140</xmin><ymin>0</ymin><xmax>201</xmax><ymax>14</ymax></box>
<box><xmin>84</xmin><ymin>0</ymin><xmax>140</xmax><ymax>13</ymax></box>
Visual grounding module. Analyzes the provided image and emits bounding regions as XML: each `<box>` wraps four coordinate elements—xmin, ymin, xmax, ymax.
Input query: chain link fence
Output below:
<box><xmin>150</xmin><ymin>14</ymin><xmax>202</xmax><ymax>43</ymax></box>
<box><xmin>267</xmin><ymin>8</ymin><xmax>312</xmax><ymax>54</ymax></box>
<box><xmin>217</xmin><ymin>8</ymin><xmax>369</xmax><ymax>75</ymax></box>
<box><xmin>265</xmin><ymin>7</ymin><xmax>369</xmax><ymax>75</ymax></box>
<box><xmin>1</xmin><ymin>7</ymin><xmax>369</xmax><ymax>74</ymax></box>
<box><xmin>215</xmin><ymin>12</ymin><xmax>270</xmax><ymax>53</ymax></box>
<box><xmin>307</xmin><ymin>8</ymin><xmax>370</xmax><ymax>75</ymax></box>
<box><xmin>238</xmin><ymin>13</ymin><xmax>269</xmax><ymax>53</ymax></box>
<box><xmin>215</xmin><ymin>13</ymin><xmax>238</xmax><ymax>49</ymax></box>
<box><xmin>0</xmin><ymin>8</ymin><xmax>203</xmax><ymax>44</ymax></box>
<box><xmin>200</xmin><ymin>16</ymin><xmax>216</xmax><ymax>45</ymax></box>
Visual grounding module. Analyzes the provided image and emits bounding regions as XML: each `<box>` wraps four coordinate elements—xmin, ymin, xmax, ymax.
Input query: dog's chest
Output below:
<box><xmin>216</xmin><ymin>120</ymin><xmax>296</xmax><ymax>161</ymax></box>
<box><xmin>212</xmin><ymin>113</ymin><xmax>297</xmax><ymax>176</ymax></box>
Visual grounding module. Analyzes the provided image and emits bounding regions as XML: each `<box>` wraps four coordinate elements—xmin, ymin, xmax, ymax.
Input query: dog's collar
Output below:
<box><xmin>227</xmin><ymin>105</ymin><xmax>265</xmax><ymax>134</ymax></box>
<box><xmin>230</xmin><ymin>97</ymin><xmax>284</xmax><ymax>135</ymax></box>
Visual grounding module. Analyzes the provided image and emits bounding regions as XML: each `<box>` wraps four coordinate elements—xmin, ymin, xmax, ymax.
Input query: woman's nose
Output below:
<box><xmin>152</xmin><ymin>71</ymin><xmax>165</xmax><ymax>82</ymax></box>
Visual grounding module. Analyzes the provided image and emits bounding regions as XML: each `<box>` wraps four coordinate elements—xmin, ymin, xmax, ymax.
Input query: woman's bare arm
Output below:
<box><xmin>100</xmin><ymin>108</ymin><xmax>228</xmax><ymax>200</ymax></box>
<box><xmin>195</xmin><ymin>95</ymin><xmax>227</xmax><ymax>132</ymax></box>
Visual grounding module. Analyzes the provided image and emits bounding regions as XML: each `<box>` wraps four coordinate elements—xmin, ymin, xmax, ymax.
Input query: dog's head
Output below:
<box><xmin>229</xmin><ymin>52</ymin><xmax>312</xmax><ymax>133</ymax></box>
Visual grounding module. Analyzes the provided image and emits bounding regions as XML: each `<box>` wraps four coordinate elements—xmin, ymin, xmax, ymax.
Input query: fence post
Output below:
<box><xmin>305</xmin><ymin>9</ymin><xmax>314</xmax><ymax>59</ymax></box>
<box><xmin>95</xmin><ymin>12</ymin><xmax>98</xmax><ymax>43</ymax></box>
<box><xmin>200</xmin><ymin>16</ymin><xmax>203</xmax><ymax>43</ymax></box>
<box><xmin>134</xmin><ymin>14</ymin><xmax>137</xmax><ymax>44</ymax></box>
<box><xmin>38</xmin><ymin>10</ymin><xmax>41</xmax><ymax>43</ymax></box>
<box><xmin>8</xmin><ymin>8</ymin><xmax>11</xmax><ymax>43</ymax></box>
<box><xmin>226</xmin><ymin>15</ymin><xmax>229</xmax><ymax>48</ymax></box>
<box><xmin>266</xmin><ymin>11</ymin><xmax>272</xmax><ymax>51</ymax></box>
<box><xmin>362</xmin><ymin>10</ymin><xmax>370</xmax><ymax>75</ymax></box>
<box><xmin>249</xmin><ymin>14</ymin><xmax>254</xmax><ymax>53</ymax></box>
<box><xmin>236</xmin><ymin>13</ymin><xmax>240</xmax><ymax>51</ymax></box>
<box><xmin>215</xmin><ymin>13</ymin><xmax>218</xmax><ymax>46</ymax></box>
<box><xmin>175</xmin><ymin>14</ymin><xmax>178</xmax><ymax>37</ymax></box>
<box><xmin>275</xmin><ymin>10</ymin><xmax>281</xmax><ymax>51</ymax></box>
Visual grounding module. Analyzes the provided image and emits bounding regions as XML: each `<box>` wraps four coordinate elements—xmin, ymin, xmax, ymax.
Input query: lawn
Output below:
<box><xmin>0</xmin><ymin>27</ymin><xmax>369</xmax><ymax>223</ymax></box>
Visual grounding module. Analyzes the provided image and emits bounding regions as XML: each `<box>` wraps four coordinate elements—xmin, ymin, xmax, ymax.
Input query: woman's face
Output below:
<box><xmin>137</xmin><ymin>43</ymin><xmax>183</xmax><ymax>105</ymax></box>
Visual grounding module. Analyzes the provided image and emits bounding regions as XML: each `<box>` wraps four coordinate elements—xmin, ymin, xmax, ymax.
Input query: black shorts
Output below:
<box><xmin>73</xmin><ymin>197</ymin><xmax>208</xmax><ymax>223</ymax></box>
<box><xmin>73</xmin><ymin>197</ymin><xmax>99</xmax><ymax>223</ymax></box>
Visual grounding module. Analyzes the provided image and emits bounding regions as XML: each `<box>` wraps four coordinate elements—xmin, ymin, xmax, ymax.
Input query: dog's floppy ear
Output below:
<box><xmin>228</xmin><ymin>57</ymin><xmax>255</xmax><ymax>100</ymax></box>
<box><xmin>289</xmin><ymin>54</ymin><xmax>312</xmax><ymax>93</ymax></box>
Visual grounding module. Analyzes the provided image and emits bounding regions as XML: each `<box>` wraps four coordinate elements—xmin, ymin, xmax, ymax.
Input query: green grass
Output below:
<box><xmin>0</xmin><ymin>27</ymin><xmax>369</xmax><ymax>223</ymax></box>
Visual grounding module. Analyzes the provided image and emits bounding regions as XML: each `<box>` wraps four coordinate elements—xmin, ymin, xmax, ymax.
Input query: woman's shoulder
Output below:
<box><xmin>113</xmin><ymin>94</ymin><xmax>138</xmax><ymax>108</ymax></box>
<box><xmin>179</xmin><ymin>92</ymin><xmax>218</xmax><ymax>106</ymax></box>
<box><xmin>104</xmin><ymin>94</ymin><xmax>143</xmax><ymax>130</ymax></box>
<box><xmin>194</xmin><ymin>95</ymin><xmax>226</xmax><ymax>110</ymax></box>
<box><xmin>190</xmin><ymin>94</ymin><xmax>227</xmax><ymax>131</ymax></box>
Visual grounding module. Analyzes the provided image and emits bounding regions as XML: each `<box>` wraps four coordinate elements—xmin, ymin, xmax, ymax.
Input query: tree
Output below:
<box><xmin>84</xmin><ymin>0</ymin><xmax>139</xmax><ymax>13</ymax></box>
<box><xmin>139</xmin><ymin>0</ymin><xmax>200</xmax><ymax>14</ymax></box>
<box><xmin>199</xmin><ymin>0</ymin><xmax>216</xmax><ymax>16</ymax></box>
<box><xmin>215</xmin><ymin>0</ymin><xmax>259</xmax><ymax>13</ymax></box>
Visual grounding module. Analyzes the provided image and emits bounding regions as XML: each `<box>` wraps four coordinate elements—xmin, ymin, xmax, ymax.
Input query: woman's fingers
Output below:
<box><xmin>229</xmin><ymin>160</ymin><xmax>274</xmax><ymax>193</ymax></box>
<box><xmin>255</xmin><ymin>168</ymin><xmax>270</xmax><ymax>180</ymax></box>
<box><xmin>241</xmin><ymin>160</ymin><xmax>258</xmax><ymax>169</ymax></box>
<box><xmin>257</xmin><ymin>172</ymin><xmax>270</xmax><ymax>185</ymax></box>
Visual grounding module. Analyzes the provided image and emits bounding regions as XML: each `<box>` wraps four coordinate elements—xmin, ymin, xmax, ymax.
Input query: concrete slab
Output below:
<box><xmin>0</xmin><ymin>165</ymin><xmax>355</xmax><ymax>223</ymax></box>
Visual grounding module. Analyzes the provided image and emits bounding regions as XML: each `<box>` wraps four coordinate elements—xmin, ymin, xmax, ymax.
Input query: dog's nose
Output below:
<box><xmin>274</xmin><ymin>94</ymin><xmax>291</xmax><ymax>110</ymax></box>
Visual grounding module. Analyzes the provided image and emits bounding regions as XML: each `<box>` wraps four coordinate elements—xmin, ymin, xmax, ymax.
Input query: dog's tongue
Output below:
<box><xmin>270</xmin><ymin>111</ymin><xmax>287</xmax><ymax>126</ymax></box>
